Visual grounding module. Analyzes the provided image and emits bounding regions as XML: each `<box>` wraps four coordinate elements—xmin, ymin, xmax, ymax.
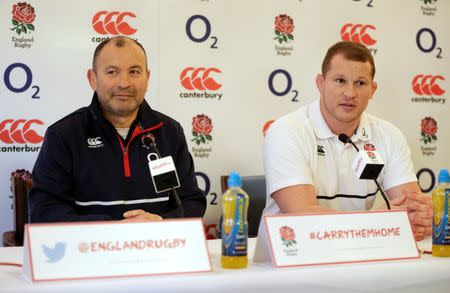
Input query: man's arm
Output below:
<box><xmin>386</xmin><ymin>182</ymin><xmax>432</xmax><ymax>241</ymax></box>
<box><xmin>272</xmin><ymin>184</ymin><xmax>334</xmax><ymax>213</ymax></box>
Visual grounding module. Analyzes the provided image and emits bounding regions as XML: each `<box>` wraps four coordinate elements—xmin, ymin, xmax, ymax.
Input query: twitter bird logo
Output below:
<box><xmin>42</xmin><ymin>242</ymin><xmax>67</xmax><ymax>263</ymax></box>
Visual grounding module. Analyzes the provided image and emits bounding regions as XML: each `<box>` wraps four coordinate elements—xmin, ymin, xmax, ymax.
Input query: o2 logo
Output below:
<box><xmin>416</xmin><ymin>28</ymin><xmax>443</xmax><ymax>59</ymax></box>
<box><xmin>352</xmin><ymin>0</ymin><xmax>374</xmax><ymax>8</ymax></box>
<box><xmin>268</xmin><ymin>69</ymin><xmax>299</xmax><ymax>102</ymax></box>
<box><xmin>3</xmin><ymin>63</ymin><xmax>40</xmax><ymax>99</ymax></box>
<box><xmin>417</xmin><ymin>168</ymin><xmax>436</xmax><ymax>193</ymax></box>
<box><xmin>195</xmin><ymin>171</ymin><xmax>218</xmax><ymax>205</ymax></box>
<box><xmin>185</xmin><ymin>15</ymin><xmax>218</xmax><ymax>49</ymax></box>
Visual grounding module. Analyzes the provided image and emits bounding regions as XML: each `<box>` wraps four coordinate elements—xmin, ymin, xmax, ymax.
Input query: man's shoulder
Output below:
<box><xmin>364</xmin><ymin>112</ymin><xmax>403</xmax><ymax>136</ymax></box>
<box><xmin>150</xmin><ymin>109</ymin><xmax>181</xmax><ymax>130</ymax></box>
<box><xmin>271</xmin><ymin>103</ymin><xmax>313</xmax><ymax>133</ymax></box>
<box><xmin>47</xmin><ymin>106</ymin><xmax>90</xmax><ymax>134</ymax></box>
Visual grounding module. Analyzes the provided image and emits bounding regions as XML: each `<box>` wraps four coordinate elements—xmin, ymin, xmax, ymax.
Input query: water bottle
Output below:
<box><xmin>432</xmin><ymin>168</ymin><xmax>450</xmax><ymax>257</ymax></box>
<box><xmin>221</xmin><ymin>172</ymin><xmax>249</xmax><ymax>269</ymax></box>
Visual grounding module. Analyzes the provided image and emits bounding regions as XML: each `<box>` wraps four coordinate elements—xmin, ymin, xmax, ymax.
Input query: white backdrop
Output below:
<box><xmin>1</xmin><ymin>0</ymin><xmax>449</xmax><ymax>242</ymax></box>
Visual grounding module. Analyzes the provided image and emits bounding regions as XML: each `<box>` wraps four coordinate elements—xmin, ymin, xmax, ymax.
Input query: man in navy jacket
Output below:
<box><xmin>29</xmin><ymin>36</ymin><xmax>206</xmax><ymax>222</ymax></box>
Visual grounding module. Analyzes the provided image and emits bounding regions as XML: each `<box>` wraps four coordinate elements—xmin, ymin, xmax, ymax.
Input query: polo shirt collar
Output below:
<box><xmin>308</xmin><ymin>99</ymin><xmax>371</xmax><ymax>142</ymax></box>
<box><xmin>308</xmin><ymin>99</ymin><xmax>335</xmax><ymax>139</ymax></box>
<box><xmin>352</xmin><ymin>112</ymin><xmax>371</xmax><ymax>142</ymax></box>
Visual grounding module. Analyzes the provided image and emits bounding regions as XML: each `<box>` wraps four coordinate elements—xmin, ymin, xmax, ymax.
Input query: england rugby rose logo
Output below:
<box><xmin>192</xmin><ymin>114</ymin><xmax>213</xmax><ymax>145</ymax></box>
<box><xmin>274</xmin><ymin>14</ymin><xmax>294</xmax><ymax>44</ymax></box>
<box><xmin>420</xmin><ymin>117</ymin><xmax>437</xmax><ymax>144</ymax></box>
<box><xmin>11</xmin><ymin>2</ymin><xmax>36</xmax><ymax>35</ymax></box>
<box><xmin>280</xmin><ymin>226</ymin><xmax>297</xmax><ymax>248</ymax></box>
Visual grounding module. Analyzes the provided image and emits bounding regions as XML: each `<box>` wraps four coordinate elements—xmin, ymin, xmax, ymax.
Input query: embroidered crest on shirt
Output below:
<box><xmin>141</xmin><ymin>132</ymin><xmax>156</xmax><ymax>149</ymax></box>
<box><xmin>317</xmin><ymin>145</ymin><xmax>325</xmax><ymax>156</ymax></box>
<box><xmin>364</xmin><ymin>143</ymin><xmax>376</xmax><ymax>151</ymax></box>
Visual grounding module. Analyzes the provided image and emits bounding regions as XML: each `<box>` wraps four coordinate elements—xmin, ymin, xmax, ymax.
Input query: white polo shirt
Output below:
<box><xmin>262</xmin><ymin>99</ymin><xmax>417</xmax><ymax>215</ymax></box>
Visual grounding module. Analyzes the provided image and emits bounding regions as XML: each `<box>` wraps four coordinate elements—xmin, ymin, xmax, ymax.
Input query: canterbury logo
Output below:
<box><xmin>92</xmin><ymin>11</ymin><xmax>137</xmax><ymax>35</ymax></box>
<box><xmin>412</xmin><ymin>75</ymin><xmax>445</xmax><ymax>96</ymax></box>
<box><xmin>341</xmin><ymin>24</ymin><xmax>376</xmax><ymax>46</ymax></box>
<box><xmin>87</xmin><ymin>137</ymin><xmax>103</xmax><ymax>148</ymax></box>
<box><xmin>180</xmin><ymin>67</ymin><xmax>222</xmax><ymax>91</ymax></box>
<box><xmin>0</xmin><ymin>119</ymin><xmax>44</xmax><ymax>144</ymax></box>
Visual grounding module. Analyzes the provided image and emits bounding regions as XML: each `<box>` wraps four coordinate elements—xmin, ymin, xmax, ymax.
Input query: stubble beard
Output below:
<box><xmin>103</xmin><ymin>96</ymin><xmax>140</xmax><ymax>118</ymax></box>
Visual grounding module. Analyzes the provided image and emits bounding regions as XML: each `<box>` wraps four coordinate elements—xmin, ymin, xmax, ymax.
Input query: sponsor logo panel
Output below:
<box><xmin>191</xmin><ymin>114</ymin><xmax>213</xmax><ymax>159</ymax></box>
<box><xmin>340</xmin><ymin>23</ymin><xmax>377</xmax><ymax>54</ymax></box>
<box><xmin>274</xmin><ymin>14</ymin><xmax>294</xmax><ymax>56</ymax></box>
<box><xmin>10</xmin><ymin>2</ymin><xmax>36</xmax><ymax>48</ymax></box>
<box><xmin>420</xmin><ymin>117</ymin><xmax>438</xmax><ymax>156</ymax></box>
<box><xmin>179</xmin><ymin>67</ymin><xmax>223</xmax><ymax>101</ymax></box>
<box><xmin>0</xmin><ymin>119</ymin><xmax>44</xmax><ymax>153</ymax></box>
<box><xmin>411</xmin><ymin>74</ymin><xmax>446</xmax><ymax>104</ymax></box>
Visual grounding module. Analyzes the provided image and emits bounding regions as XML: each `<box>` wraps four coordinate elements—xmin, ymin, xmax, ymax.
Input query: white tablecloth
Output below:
<box><xmin>0</xmin><ymin>238</ymin><xmax>449</xmax><ymax>293</ymax></box>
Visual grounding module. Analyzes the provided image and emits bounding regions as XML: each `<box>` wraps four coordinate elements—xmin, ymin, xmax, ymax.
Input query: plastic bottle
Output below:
<box><xmin>221</xmin><ymin>172</ymin><xmax>249</xmax><ymax>269</ymax></box>
<box><xmin>432</xmin><ymin>168</ymin><xmax>450</xmax><ymax>257</ymax></box>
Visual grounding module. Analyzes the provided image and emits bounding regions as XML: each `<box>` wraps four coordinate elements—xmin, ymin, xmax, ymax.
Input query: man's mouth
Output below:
<box><xmin>114</xmin><ymin>93</ymin><xmax>134</xmax><ymax>99</ymax></box>
<box><xmin>340</xmin><ymin>103</ymin><xmax>355</xmax><ymax>110</ymax></box>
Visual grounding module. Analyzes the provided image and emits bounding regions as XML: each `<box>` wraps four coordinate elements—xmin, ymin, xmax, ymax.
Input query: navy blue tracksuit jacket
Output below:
<box><xmin>28</xmin><ymin>94</ymin><xmax>206</xmax><ymax>222</ymax></box>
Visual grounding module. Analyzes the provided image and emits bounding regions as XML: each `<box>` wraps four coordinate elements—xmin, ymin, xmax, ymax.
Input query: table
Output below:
<box><xmin>0</xmin><ymin>238</ymin><xmax>449</xmax><ymax>292</ymax></box>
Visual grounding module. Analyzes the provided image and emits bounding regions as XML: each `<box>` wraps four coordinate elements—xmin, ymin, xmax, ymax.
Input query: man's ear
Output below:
<box><xmin>316</xmin><ymin>74</ymin><xmax>324</xmax><ymax>94</ymax></box>
<box><xmin>145</xmin><ymin>69</ymin><xmax>150</xmax><ymax>91</ymax></box>
<box><xmin>369</xmin><ymin>81</ymin><xmax>378</xmax><ymax>100</ymax></box>
<box><xmin>87</xmin><ymin>69</ymin><xmax>97</xmax><ymax>91</ymax></box>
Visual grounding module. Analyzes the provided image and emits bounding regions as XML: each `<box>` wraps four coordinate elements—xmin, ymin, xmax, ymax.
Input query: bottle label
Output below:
<box><xmin>433</xmin><ymin>189</ymin><xmax>450</xmax><ymax>245</ymax></box>
<box><xmin>221</xmin><ymin>193</ymin><xmax>248</xmax><ymax>257</ymax></box>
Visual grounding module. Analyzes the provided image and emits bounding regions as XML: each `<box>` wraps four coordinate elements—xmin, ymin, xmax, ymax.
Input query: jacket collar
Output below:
<box><xmin>88</xmin><ymin>92</ymin><xmax>162</xmax><ymax>131</ymax></box>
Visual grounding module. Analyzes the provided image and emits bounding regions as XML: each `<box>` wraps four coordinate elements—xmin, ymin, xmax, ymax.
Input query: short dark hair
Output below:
<box><xmin>321</xmin><ymin>41</ymin><xmax>375</xmax><ymax>79</ymax></box>
<box><xmin>92</xmin><ymin>36</ymin><xmax>148</xmax><ymax>71</ymax></box>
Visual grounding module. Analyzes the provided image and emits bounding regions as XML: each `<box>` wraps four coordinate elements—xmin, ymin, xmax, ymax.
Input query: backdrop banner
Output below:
<box><xmin>1</xmin><ymin>0</ymin><xmax>448</xmax><ymax>242</ymax></box>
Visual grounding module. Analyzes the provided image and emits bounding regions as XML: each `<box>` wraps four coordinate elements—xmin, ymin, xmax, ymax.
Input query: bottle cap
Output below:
<box><xmin>227</xmin><ymin>171</ymin><xmax>242</xmax><ymax>188</ymax></box>
<box><xmin>438</xmin><ymin>169</ymin><xmax>450</xmax><ymax>184</ymax></box>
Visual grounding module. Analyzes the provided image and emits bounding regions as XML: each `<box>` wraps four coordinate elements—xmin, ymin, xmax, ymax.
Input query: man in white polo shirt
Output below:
<box><xmin>262</xmin><ymin>41</ymin><xmax>432</xmax><ymax>241</ymax></box>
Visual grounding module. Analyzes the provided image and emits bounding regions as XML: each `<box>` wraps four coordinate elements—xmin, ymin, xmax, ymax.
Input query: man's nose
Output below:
<box><xmin>343</xmin><ymin>83</ymin><xmax>357</xmax><ymax>98</ymax></box>
<box><xmin>117</xmin><ymin>73</ymin><xmax>131</xmax><ymax>88</ymax></box>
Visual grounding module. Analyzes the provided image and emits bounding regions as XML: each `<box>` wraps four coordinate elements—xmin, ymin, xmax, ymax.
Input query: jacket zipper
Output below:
<box><xmin>116</xmin><ymin>122</ymin><xmax>164</xmax><ymax>178</ymax></box>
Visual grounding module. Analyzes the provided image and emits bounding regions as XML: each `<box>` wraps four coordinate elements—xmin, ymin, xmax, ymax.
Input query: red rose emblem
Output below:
<box><xmin>275</xmin><ymin>14</ymin><xmax>294</xmax><ymax>34</ymax></box>
<box><xmin>12</xmin><ymin>2</ymin><xmax>36</xmax><ymax>24</ymax></box>
<box><xmin>192</xmin><ymin>114</ymin><xmax>212</xmax><ymax>135</ymax></box>
<box><xmin>192</xmin><ymin>114</ymin><xmax>213</xmax><ymax>145</ymax></box>
<box><xmin>280</xmin><ymin>226</ymin><xmax>295</xmax><ymax>241</ymax></box>
<box><xmin>420</xmin><ymin>117</ymin><xmax>438</xmax><ymax>144</ymax></box>
<box><xmin>367</xmin><ymin>151</ymin><xmax>376</xmax><ymax>159</ymax></box>
<box><xmin>421</xmin><ymin>117</ymin><xmax>437</xmax><ymax>135</ymax></box>
<box><xmin>280</xmin><ymin>226</ymin><xmax>297</xmax><ymax>248</ymax></box>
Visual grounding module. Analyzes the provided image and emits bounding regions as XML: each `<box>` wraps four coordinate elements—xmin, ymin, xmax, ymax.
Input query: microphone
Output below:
<box><xmin>142</xmin><ymin>135</ymin><xmax>184</xmax><ymax>218</ymax></box>
<box><xmin>142</xmin><ymin>135</ymin><xmax>161</xmax><ymax>157</ymax></box>
<box><xmin>338</xmin><ymin>133</ymin><xmax>391</xmax><ymax>210</ymax></box>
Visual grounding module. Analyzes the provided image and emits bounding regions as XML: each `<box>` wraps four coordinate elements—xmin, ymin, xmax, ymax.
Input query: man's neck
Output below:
<box><xmin>319</xmin><ymin>102</ymin><xmax>359</xmax><ymax>137</ymax></box>
<box><xmin>104</xmin><ymin>112</ymin><xmax>137</xmax><ymax>128</ymax></box>
<box><xmin>328</xmin><ymin>120</ymin><xmax>359</xmax><ymax>138</ymax></box>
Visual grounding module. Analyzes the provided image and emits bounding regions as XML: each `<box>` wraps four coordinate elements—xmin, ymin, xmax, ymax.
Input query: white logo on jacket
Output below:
<box><xmin>87</xmin><ymin>137</ymin><xmax>103</xmax><ymax>148</ymax></box>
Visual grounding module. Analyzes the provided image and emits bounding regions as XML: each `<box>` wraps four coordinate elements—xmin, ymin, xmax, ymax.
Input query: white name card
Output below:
<box><xmin>255</xmin><ymin>210</ymin><xmax>419</xmax><ymax>267</ymax></box>
<box><xmin>23</xmin><ymin>219</ymin><xmax>211</xmax><ymax>281</ymax></box>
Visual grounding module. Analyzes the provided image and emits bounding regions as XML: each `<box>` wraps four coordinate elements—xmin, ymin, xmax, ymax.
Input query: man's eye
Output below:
<box><xmin>130</xmin><ymin>70</ymin><xmax>140</xmax><ymax>75</ymax></box>
<box><xmin>336</xmin><ymin>78</ymin><xmax>345</xmax><ymax>84</ymax></box>
<box><xmin>356</xmin><ymin>81</ymin><xmax>366</xmax><ymax>86</ymax></box>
